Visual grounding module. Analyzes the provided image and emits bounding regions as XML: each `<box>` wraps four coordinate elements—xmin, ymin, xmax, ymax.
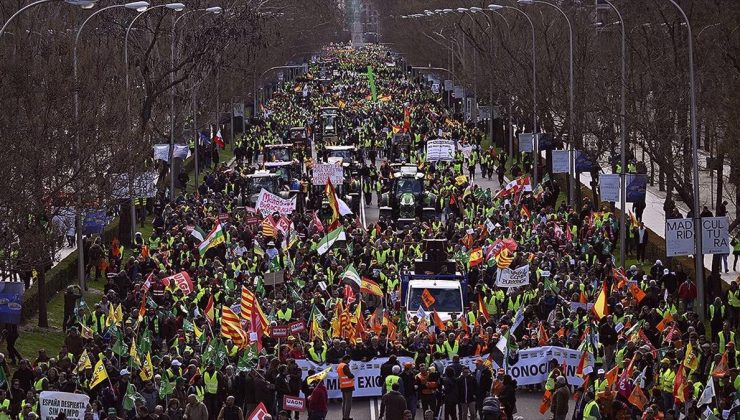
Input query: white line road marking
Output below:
<box><xmin>369</xmin><ymin>397</ymin><xmax>377</xmax><ymax>420</ymax></box>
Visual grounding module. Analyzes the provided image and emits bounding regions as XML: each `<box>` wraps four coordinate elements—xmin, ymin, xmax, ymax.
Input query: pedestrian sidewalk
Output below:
<box><xmin>578</xmin><ymin>170</ymin><xmax>737</xmax><ymax>285</ymax></box>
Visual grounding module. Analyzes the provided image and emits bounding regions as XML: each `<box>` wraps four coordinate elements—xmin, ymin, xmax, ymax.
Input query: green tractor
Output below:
<box><xmin>378</xmin><ymin>165</ymin><xmax>437</xmax><ymax>227</ymax></box>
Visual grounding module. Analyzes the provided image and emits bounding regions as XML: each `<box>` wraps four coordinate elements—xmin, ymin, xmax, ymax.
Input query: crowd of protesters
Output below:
<box><xmin>1</xmin><ymin>44</ymin><xmax>738</xmax><ymax>420</ymax></box>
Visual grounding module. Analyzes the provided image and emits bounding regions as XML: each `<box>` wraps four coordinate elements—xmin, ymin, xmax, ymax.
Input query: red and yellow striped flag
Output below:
<box><xmin>240</xmin><ymin>286</ymin><xmax>268</xmax><ymax>333</ymax></box>
<box><xmin>221</xmin><ymin>306</ymin><xmax>248</xmax><ymax>347</ymax></box>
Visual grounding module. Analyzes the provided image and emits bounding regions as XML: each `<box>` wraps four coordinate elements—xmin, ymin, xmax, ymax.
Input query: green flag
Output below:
<box><xmin>397</xmin><ymin>310</ymin><xmax>408</xmax><ymax>333</ymax></box>
<box><xmin>159</xmin><ymin>377</ymin><xmax>174</xmax><ymax>399</ymax></box>
<box><xmin>111</xmin><ymin>326</ymin><xmax>127</xmax><ymax>357</ymax></box>
<box><xmin>237</xmin><ymin>343</ymin><xmax>259</xmax><ymax>372</ymax></box>
<box><xmin>138</xmin><ymin>328</ymin><xmax>153</xmax><ymax>355</ymax></box>
<box><xmin>182</xmin><ymin>319</ymin><xmax>194</xmax><ymax>333</ymax></box>
<box><xmin>367</xmin><ymin>66</ymin><xmax>377</xmax><ymax>102</ymax></box>
<box><xmin>122</xmin><ymin>383</ymin><xmax>138</xmax><ymax>411</ymax></box>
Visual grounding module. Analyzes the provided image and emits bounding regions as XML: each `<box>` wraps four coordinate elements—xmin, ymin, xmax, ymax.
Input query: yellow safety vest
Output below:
<box><xmin>583</xmin><ymin>400</ymin><xmax>599</xmax><ymax>420</ymax></box>
<box><xmin>385</xmin><ymin>375</ymin><xmax>400</xmax><ymax>392</ymax></box>
<box><xmin>718</xmin><ymin>331</ymin><xmax>736</xmax><ymax>354</ymax></box>
<box><xmin>0</xmin><ymin>399</ymin><xmax>10</xmax><ymax>420</ymax></box>
<box><xmin>203</xmin><ymin>371</ymin><xmax>219</xmax><ymax>394</ymax></box>
<box><xmin>277</xmin><ymin>309</ymin><xmax>293</xmax><ymax>322</ymax></box>
<box><xmin>444</xmin><ymin>340</ymin><xmax>459</xmax><ymax>358</ymax></box>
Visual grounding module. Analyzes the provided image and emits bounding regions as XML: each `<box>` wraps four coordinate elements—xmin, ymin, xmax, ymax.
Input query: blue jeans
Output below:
<box><xmin>406</xmin><ymin>394</ymin><xmax>418</xmax><ymax>419</ymax></box>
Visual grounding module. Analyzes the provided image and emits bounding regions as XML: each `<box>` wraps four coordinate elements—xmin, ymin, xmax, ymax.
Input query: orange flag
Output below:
<box><xmin>711</xmin><ymin>352</ymin><xmax>729</xmax><ymax>378</ymax></box>
<box><xmin>628</xmin><ymin>282</ymin><xmax>646</xmax><ymax>303</ymax></box>
<box><xmin>656</xmin><ymin>312</ymin><xmax>673</xmax><ymax>332</ymax></box>
<box><xmin>628</xmin><ymin>384</ymin><xmax>648</xmax><ymax>410</ymax></box>
<box><xmin>604</xmin><ymin>365</ymin><xmax>619</xmax><ymax>388</ymax></box>
<box><xmin>579</xmin><ymin>291</ymin><xmax>588</xmax><ymax>304</ymax></box>
<box><xmin>431</xmin><ymin>311</ymin><xmax>446</xmax><ymax>331</ymax></box>
<box><xmin>538</xmin><ymin>390</ymin><xmax>552</xmax><ymax>414</ymax></box>
<box><xmin>538</xmin><ymin>323</ymin><xmax>549</xmax><ymax>346</ymax></box>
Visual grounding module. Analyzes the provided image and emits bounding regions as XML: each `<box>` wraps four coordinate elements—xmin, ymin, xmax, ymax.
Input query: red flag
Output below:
<box><xmin>246</xmin><ymin>402</ymin><xmax>269</xmax><ymax>420</ymax></box>
<box><xmin>576</xmin><ymin>350</ymin><xmax>589</xmax><ymax>377</ymax></box>
<box><xmin>311</xmin><ymin>211</ymin><xmax>324</xmax><ymax>234</ymax></box>
<box><xmin>579</xmin><ymin>291</ymin><xmax>588</xmax><ymax>304</ymax></box>
<box><xmin>213</xmin><ymin>129</ymin><xmax>225</xmax><ymax>149</ymax></box>
<box><xmin>402</xmin><ymin>106</ymin><xmax>411</xmax><ymax>132</ymax></box>
<box><xmin>344</xmin><ymin>284</ymin><xmax>356</xmax><ymax>305</ymax></box>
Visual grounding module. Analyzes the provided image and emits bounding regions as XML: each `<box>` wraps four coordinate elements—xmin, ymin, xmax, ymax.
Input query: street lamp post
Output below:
<box><xmin>169</xmin><ymin>6</ymin><xmax>222</xmax><ymax>201</ymax></box>
<box><xmin>596</xmin><ymin>0</ymin><xmax>628</xmax><ymax>269</ymax></box>
<box><xmin>0</xmin><ymin>0</ymin><xmax>97</xmax><ymax>38</ymax></box>
<box><xmin>73</xmin><ymin>0</ymin><xmax>148</xmax><ymax>290</ymax></box>
<box><xmin>489</xmin><ymin>4</ymin><xmax>538</xmax><ymax>186</ymax></box>
<box><xmin>518</xmin><ymin>0</ymin><xmax>575</xmax><ymax>202</ymax></box>
<box><xmin>124</xmin><ymin>2</ymin><xmax>185</xmax><ymax>243</ymax></box>
<box><xmin>666</xmin><ymin>0</ymin><xmax>704</xmax><ymax>321</ymax></box>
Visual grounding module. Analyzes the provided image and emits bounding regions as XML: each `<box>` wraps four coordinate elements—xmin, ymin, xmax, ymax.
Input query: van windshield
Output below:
<box><xmin>408</xmin><ymin>287</ymin><xmax>462</xmax><ymax>312</ymax></box>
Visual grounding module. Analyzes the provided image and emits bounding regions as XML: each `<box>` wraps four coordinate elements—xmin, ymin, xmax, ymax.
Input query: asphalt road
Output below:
<box><xmin>319</xmin><ymin>390</ymin><xmax>570</xmax><ymax>420</ymax></box>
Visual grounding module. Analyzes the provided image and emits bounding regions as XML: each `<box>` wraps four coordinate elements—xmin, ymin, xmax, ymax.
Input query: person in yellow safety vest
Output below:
<box><xmin>545</xmin><ymin>359</ymin><xmax>561</xmax><ymax>392</ymax></box>
<box><xmin>385</xmin><ymin>365</ymin><xmax>402</xmax><ymax>393</ymax></box>
<box><xmin>582</xmin><ymin>391</ymin><xmax>602</xmax><ymax>420</ymax></box>
<box><xmin>19</xmin><ymin>390</ymin><xmax>37</xmax><ymax>419</ymax></box>
<box><xmin>277</xmin><ymin>302</ymin><xmax>293</xmax><ymax>322</ymax></box>
<box><xmin>507</xmin><ymin>294</ymin><xmax>522</xmax><ymax>312</ymax></box>
<box><xmin>718</xmin><ymin>321</ymin><xmax>736</xmax><ymax>353</ymax></box>
<box><xmin>658</xmin><ymin>358</ymin><xmax>676</xmax><ymax>412</ymax></box>
<box><xmin>91</xmin><ymin>304</ymin><xmax>107</xmax><ymax>334</ymax></box>
<box><xmin>443</xmin><ymin>333</ymin><xmax>459</xmax><ymax>358</ymax></box>
<box><xmin>166</xmin><ymin>360</ymin><xmax>183</xmax><ymax>381</ymax></box>
<box><xmin>0</xmin><ymin>389</ymin><xmax>10</xmax><ymax>420</ymax></box>
<box><xmin>727</xmin><ymin>281</ymin><xmax>740</xmax><ymax>329</ymax></box>
<box><xmin>593</xmin><ymin>369</ymin><xmax>608</xmax><ymax>393</ymax></box>
<box><xmin>226</xmin><ymin>340</ymin><xmax>238</xmax><ymax>358</ymax></box>
<box><xmin>32</xmin><ymin>368</ymin><xmax>47</xmax><ymax>392</ymax></box>
<box><xmin>337</xmin><ymin>355</ymin><xmax>355</xmax><ymax>420</ymax></box>
<box><xmin>308</xmin><ymin>340</ymin><xmax>327</xmax><ymax>363</ymax></box>
<box><xmin>202</xmin><ymin>362</ymin><xmax>221</xmax><ymax>416</ymax></box>
<box><xmin>709</xmin><ymin>296</ymin><xmax>726</xmax><ymax>332</ymax></box>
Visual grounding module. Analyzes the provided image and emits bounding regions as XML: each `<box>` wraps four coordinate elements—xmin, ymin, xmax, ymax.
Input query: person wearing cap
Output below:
<box><xmin>105</xmin><ymin>408</ymin><xmax>121</xmax><ymax>420</ymax></box>
<box><xmin>550</xmin><ymin>376</ymin><xmax>570</xmax><ymax>420</ymax></box>
<box><xmin>399</xmin><ymin>362</ymin><xmax>417</xmax><ymax>419</ymax></box>
<box><xmin>593</xmin><ymin>369</ymin><xmax>608</xmax><ymax>393</ymax></box>
<box><xmin>167</xmin><ymin>359</ymin><xmax>183</xmax><ymax>382</ymax></box>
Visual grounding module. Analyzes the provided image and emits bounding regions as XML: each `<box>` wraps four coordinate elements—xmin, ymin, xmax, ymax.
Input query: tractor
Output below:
<box><xmin>378</xmin><ymin>165</ymin><xmax>437</xmax><ymax>227</ymax></box>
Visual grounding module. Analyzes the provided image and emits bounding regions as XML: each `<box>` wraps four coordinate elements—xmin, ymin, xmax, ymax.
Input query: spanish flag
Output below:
<box><xmin>468</xmin><ymin>247</ymin><xmax>483</xmax><ymax>267</ymax></box>
<box><xmin>478</xmin><ymin>294</ymin><xmax>490</xmax><ymax>322</ymax></box>
<box><xmin>360</xmin><ymin>277</ymin><xmax>383</xmax><ymax>297</ymax></box>
<box><xmin>325</xmin><ymin>178</ymin><xmax>341</xmax><ymax>222</ymax></box>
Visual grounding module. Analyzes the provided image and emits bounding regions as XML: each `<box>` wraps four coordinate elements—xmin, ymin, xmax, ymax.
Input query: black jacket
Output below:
<box><xmin>457</xmin><ymin>375</ymin><xmax>477</xmax><ymax>403</ymax></box>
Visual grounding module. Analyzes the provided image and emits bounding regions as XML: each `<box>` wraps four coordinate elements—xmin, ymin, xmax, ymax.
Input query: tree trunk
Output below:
<box><xmin>38</xmin><ymin>264</ymin><xmax>48</xmax><ymax>328</ymax></box>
